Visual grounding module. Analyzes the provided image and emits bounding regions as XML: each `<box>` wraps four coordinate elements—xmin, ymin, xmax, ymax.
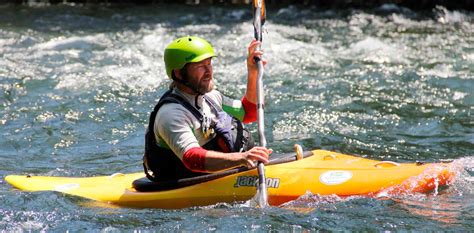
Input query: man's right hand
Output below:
<box><xmin>240</xmin><ymin>146</ymin><xmax>272</xmax><ymax>168</ymax></box>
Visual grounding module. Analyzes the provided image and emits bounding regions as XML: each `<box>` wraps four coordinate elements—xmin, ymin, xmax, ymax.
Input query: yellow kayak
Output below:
<box><xmin>5</xmin><ymin>150</ymin><xmax>455</xmax><ymax>209</ymax></box>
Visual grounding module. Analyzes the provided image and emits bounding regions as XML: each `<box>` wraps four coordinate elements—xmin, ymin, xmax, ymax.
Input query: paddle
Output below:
<box><xmin>252</xmin><ymin>0</ymin><xmax>268</xmax><ymax>207</ymax></box>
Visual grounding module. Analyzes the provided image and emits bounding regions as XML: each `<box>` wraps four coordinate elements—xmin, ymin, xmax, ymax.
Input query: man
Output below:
<box><xmin>143</xmin><ymin>36</ymin><xmax>272</xmax><ymax>181</ymax></box>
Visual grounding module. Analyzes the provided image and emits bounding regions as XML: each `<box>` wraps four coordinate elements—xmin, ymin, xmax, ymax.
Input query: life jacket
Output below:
<box><xmin>143</xmin><ymin>89</ymin><xmax>254</xmax><ymax>182</ymax></box>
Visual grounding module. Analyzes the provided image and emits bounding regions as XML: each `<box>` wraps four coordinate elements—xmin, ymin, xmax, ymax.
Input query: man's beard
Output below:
<box><xmin>183</xmin><ymin>73</ymin><xmax>214</xmax><ymax>94</ymax></box>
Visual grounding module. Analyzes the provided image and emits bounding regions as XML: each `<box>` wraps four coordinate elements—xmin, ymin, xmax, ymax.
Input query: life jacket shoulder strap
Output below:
<box><xmin>203</xmin><ymin>95</ymin><xmax>220</xmax><ymax>114</ymax></box>
<box><xmin>148</xmin><ymin>90</ymin><xmax>206</xmax><ymax>132</ymax></box>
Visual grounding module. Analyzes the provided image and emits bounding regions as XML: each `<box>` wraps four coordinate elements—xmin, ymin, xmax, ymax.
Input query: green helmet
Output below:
<box><xmin>164</xmin><ymin>36</ymin><xmax>216</xmax><ymax>79</ymax></box>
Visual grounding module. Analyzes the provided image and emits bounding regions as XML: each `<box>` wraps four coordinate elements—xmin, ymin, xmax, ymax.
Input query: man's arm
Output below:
<box><xmin>183</xmin><ymin>146</ymin><xmax>272</xmax><ymax>173</ymax></box>
<box><xmin>244</xmin><ymin>39</ymin><xmax>266</xmax><ymax>104</ymax></box>
<box><xmin>216</xmin><ymin>40</ymin><xmax>265</xmax><ymax>123</ymax></box>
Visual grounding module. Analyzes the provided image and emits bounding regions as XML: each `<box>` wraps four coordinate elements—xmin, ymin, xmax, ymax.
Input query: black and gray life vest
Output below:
<box><xmin>143</xmin><ymin>89</ymin><xmax>254</xmax><ymax>182</ymax></box>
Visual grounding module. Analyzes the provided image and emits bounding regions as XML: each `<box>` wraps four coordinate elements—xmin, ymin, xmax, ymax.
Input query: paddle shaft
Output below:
<box><xmin>256</xmin><ymin>58</ymin><xmax>268</xmax><ymax>207</ymax></box>
<box><xmin>253</xmin><ymin>0</ymin><xmax>268</xmax><ymax>207</ymax></box>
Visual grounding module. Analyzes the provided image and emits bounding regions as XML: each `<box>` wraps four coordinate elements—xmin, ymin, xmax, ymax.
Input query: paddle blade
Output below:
<box><xmin>256</xmin><ymin>162</ymin><xmax>268</xmax><ymax>207</ymax></box>
<box><xmin>252</xmin><ymin>0</ymin><xmax>266</xmax><ymax>25</ymax></box>
<box><xmin>252</xmin><ymin>0</ymin><xmax>266</xmax><ymax>42</ymax></box>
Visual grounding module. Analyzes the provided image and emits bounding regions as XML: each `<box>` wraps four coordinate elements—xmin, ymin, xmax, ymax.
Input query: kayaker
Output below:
<box><xmin>143</xmin><ymin>36</ymin><xmax>272</xmax><ymax>181</ymax></box>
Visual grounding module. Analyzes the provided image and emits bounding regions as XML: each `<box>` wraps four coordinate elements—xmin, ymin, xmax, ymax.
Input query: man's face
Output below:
<box><xmin>182</xmin><ymin>58</ymin><xmax>214</xmax><ymax>94</ymax></box>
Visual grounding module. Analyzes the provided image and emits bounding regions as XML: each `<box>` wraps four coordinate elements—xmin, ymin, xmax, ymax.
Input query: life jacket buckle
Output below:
<box><xmin>202</xmin><ymin>115</ymin><xmax>215</xmax><ymax>138</ymax></box>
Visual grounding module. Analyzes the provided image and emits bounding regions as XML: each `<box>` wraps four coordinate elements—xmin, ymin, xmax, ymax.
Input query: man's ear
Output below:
<box><xmin>172</xmin><ymin>69</ymin><xmax>183</xmax><ymax>81</ymax></box>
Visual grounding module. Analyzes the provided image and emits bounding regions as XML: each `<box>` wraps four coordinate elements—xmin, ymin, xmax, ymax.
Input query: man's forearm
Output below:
<box><xmin>183</xmin><ymin>146</ymin><xmax>271</xmax><ymax>173</ymax></box>
<box><xmin>204</xmin><ymin>150</ymin><xmax>245</xmax><ymax>173</ymax></box>
<box><xmin>245</xmin><ymin>70</ymin><xmax>258</xmax><ymax>104</ymax></box>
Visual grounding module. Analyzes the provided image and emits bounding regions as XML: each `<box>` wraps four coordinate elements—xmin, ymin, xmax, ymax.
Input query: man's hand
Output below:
<box><xmin>195</xmin><ymin>146</ymin><xmax>272</xmax><ymax>173</ymax></box>
<box><xmin>240</xmin><ymin>146</ymin><xmax>272</xmax><ymax>168</ymax></box>
<box><xmin>247</xmin><ymin>39</ymin><xmax>267</xmax><ymax>75</ymax></box>
<box><xmin>244</xmin><ymin>39</ymin><xmax>268</xmax><ymax>104</ymax></box>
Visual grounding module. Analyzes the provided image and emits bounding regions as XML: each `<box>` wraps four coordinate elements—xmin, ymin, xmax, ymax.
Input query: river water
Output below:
<box><xmin>1</xmin><ymin>3</ymin><xmax>473</xmax><ymax>231</ymax></box>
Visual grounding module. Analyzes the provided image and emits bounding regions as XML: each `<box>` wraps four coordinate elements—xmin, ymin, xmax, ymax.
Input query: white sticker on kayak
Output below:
<box><xmin>54</xmin><ymin>183</ymin><xmax>80</xmax><ymax>192</ymax></box>
<box><xmin>319</xmin><ymin>171</ymin><xmax>352</xmax><ymax>185</ymax></box>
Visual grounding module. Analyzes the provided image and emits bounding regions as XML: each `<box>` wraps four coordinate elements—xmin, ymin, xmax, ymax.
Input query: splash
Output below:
<box><xmin>434</xmin><ymin>6</ymin><xmax>469</xmax><ymax>24</ymax></box>
<box><xmin>277</xmin><ymin>158</ymin><xmax>470</xmax><ymax>210</ymax></box>
<box><xmin>383</xmin><ymin>157</ymin><xmax>474</xmax><ymax>225</ymax></box>
<box><xmin>281</xmin><ymin>191</ymin><xmax>344</xmax><ymax>208</ymax></box>
<box><xmin>451</xmin><ymin>156</ymin><xmax>474</xmax><ymax>193</ymax></box>
<box><xmin>376</xmin><ymin>161</ymin><xmax>458</xmax><ymax>198</ymax></box>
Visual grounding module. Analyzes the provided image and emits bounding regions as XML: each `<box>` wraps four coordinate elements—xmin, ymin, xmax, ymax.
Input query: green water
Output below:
<box><xmin>1</xmin><ymin>4</ymin><xmax>473</xmax><ymax>231</ymax></box>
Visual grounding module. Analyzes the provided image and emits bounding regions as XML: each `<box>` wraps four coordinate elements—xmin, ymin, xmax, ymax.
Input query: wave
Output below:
<box><xmin>33</xmin><ymin>34</ymin><xmax>108</xmax><ymax>51</ymax></box>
